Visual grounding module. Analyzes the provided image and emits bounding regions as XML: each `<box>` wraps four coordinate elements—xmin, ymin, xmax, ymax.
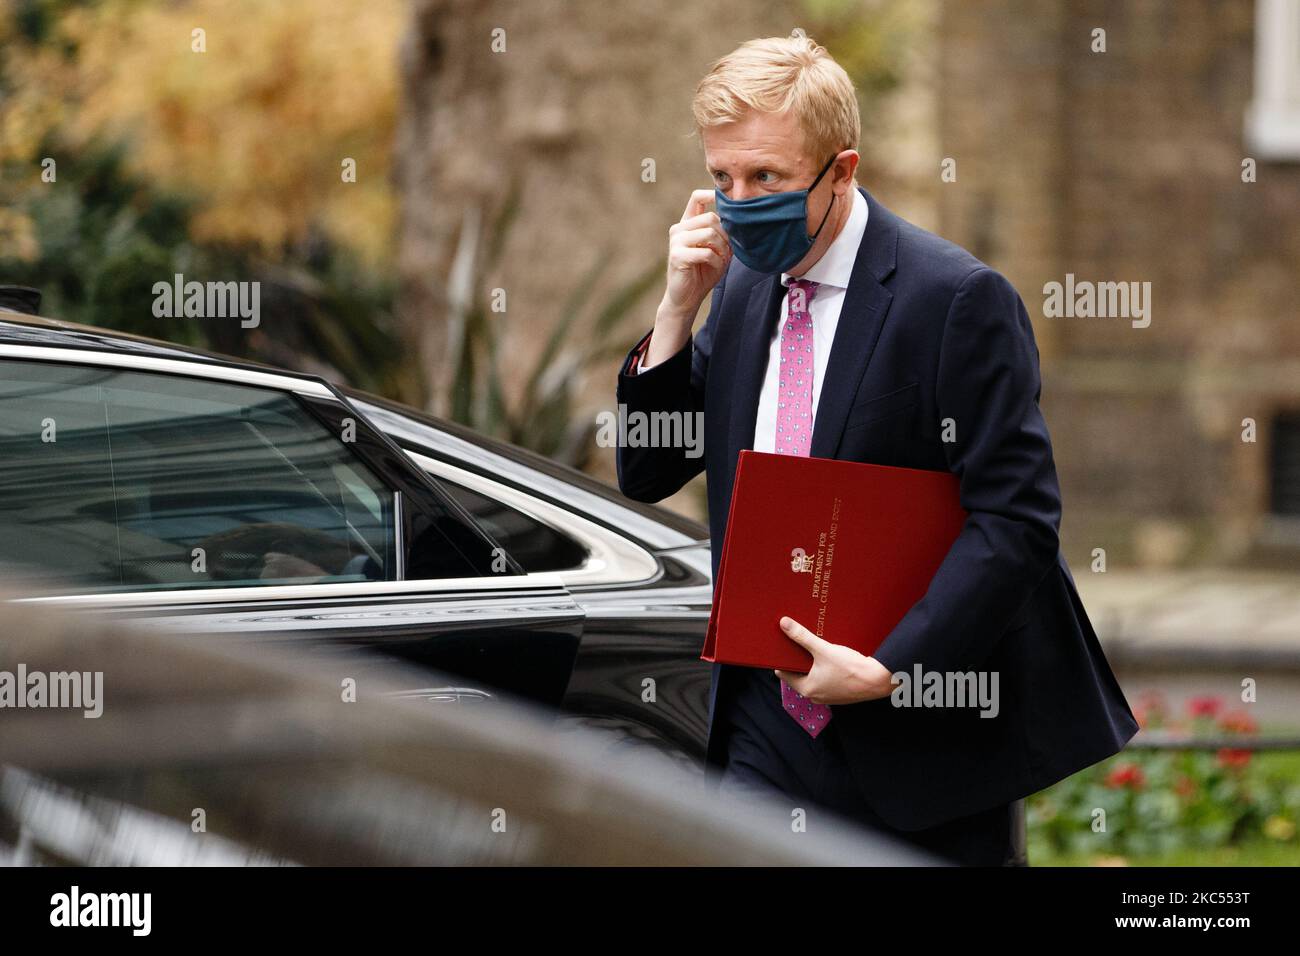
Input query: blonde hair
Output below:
<box><xmin>692</xmin><ymin>33</ymin><xmax>860</xmax><ymax>163</ymax></box>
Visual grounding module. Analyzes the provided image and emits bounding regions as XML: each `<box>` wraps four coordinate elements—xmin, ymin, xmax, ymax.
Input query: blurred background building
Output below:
<box><xmin>936</xmin><ymin>0</ymin><xmax>1300</xmax><ymax>574</ymax></box>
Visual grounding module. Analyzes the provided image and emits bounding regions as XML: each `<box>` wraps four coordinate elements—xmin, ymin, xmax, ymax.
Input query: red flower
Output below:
<box><xmin>1188</xmin><ymin>696</ymin><xmax>1223</xmax><ymax>719</ymax></box>
<box><xmin>1105</xmin><ymin>763</ymin><xmax>1146</xmax><ymax>790</ymax></box>
<box><xmin>1137</xmin><ymin>689</ymin><xmax>1167</xmax><ymax>715</ymax></box>
<box><xmin>1218</xmin><ymin>710</ymin><xmax>1258</xmax><ymax>735</ymax></box>
<box><xmin>1216</xmin><ymin>748</ymin><xmax>1252</xmax><ymax>770</ymax></box>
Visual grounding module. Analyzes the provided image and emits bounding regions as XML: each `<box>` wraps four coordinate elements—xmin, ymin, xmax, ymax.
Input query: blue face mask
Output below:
<box><xmin>714</xmin><ymin>154</ymin><xmax>837</xmax><ymax>275</ymax></box>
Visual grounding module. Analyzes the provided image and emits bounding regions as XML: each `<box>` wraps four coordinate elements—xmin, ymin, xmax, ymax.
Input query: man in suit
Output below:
<box><xmin>614</xmin><ymin>34</ymin><xmax>1138</xmax><ymax>865</ymax></box>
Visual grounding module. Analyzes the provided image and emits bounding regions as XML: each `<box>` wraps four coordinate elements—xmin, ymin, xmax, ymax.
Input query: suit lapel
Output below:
<box><xmin>809</xmin><ymin>187</ymin><xmax>899</xmax><ymax>459</ymax></box>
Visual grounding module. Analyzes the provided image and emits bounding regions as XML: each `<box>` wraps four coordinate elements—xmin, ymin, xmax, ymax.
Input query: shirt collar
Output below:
<box><xmin>782</xmin><ymin>187</ymin><xmax>869</xmax><ymax>291</ymax></box>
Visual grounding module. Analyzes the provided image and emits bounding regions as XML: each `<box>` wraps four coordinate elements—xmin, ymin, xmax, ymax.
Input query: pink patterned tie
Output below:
<box><xmin>776</xmin><ymin>277</ymin><xmax>832</xmax><ymax>738</ymax></box>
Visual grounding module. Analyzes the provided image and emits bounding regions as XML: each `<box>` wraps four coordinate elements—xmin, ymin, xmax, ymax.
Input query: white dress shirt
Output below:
<box><xmin>637</xmin><ymin>188</ymin><xmax>869</xmax><ymax>453</ymax></box>
<box><xmin>752</xmin><ymin>187</ymin><xmax>868</xmax><ymax>451</ymax></box>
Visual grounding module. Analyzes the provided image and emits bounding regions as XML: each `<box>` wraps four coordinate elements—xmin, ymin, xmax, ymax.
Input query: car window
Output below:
<box><xmin>0</xmin><ymin>359</ymin><xmax>396</xmax><ymax>592</ymax></box>
<box><xmin>438</xmin><ymin>480</ymin><xmax>588</xmax><ymax>573</ymax></box>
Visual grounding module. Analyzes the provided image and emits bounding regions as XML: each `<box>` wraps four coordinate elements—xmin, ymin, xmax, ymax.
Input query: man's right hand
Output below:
<box><xmin>665</xmin><ymin>189</ymin><xmax>731</xmax><ymax>316</ymax></box>
<box><xmin>644</xmin><ymin>190</ymin><xmax>731</xmax><ymax>367</ymax></box>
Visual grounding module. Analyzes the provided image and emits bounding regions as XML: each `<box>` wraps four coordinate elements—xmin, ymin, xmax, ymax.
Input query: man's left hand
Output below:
<box><xmin>774</xmin><ymin>615</ymin><xmax>897</xmax><ymax>704</ymax></box>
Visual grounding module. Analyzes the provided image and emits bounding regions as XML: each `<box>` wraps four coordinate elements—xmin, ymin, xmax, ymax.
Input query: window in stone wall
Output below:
<box><xmin>1246</xmin><ymin>0</ymin><xmax>1300</xmax><ymax>159</ymax></box>
<box><xmin>1269</xmin><ymin>411</ymin><xmax>1300</xmax><ymax>516</ymax></box>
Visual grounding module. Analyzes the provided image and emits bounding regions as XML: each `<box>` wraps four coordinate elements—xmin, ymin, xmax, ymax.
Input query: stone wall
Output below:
<box><xmin>931</xmin><ymin>0</ymin><xmax>1300</xmax><ymax>568</ymax></box>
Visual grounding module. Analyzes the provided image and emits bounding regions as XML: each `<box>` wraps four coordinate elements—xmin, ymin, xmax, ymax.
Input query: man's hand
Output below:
<box><xmin>644</xmin><ymin>190</ymin><xmax>731</xmax><ymax>367</ymax></box>
<box><xmin>774</xmin><ymin>615</ymin><xmax>897</xmax><ymax>705</ymax></box>
<box><xmin>664</xmin><ymin>189</ymin><xmax>731</xmax><ymax>316</ymax></box>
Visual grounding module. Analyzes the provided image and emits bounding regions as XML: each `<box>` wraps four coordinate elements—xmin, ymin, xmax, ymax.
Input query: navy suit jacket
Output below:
<box><xmin>615</xmin><ymin>186</ymin><xmax>1138</xmax><ymax>830</ymax></box>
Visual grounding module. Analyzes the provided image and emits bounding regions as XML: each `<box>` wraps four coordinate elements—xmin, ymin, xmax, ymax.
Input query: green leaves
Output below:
<box><xmin>1028</xmin><ymin>704</ymin><xmax>1300</xmax><ymax>865</ymax></box>
<box><xmin>445</xmin><ymin>184</ymin><xmax>660</xmax><ymax>467</ymax></box>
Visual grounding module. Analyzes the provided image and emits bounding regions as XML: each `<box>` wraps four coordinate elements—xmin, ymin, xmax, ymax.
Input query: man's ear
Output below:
<box><xmin>833</xmin><ymin>150</ymin><xmax>860</xmax><ymax>191</ymax></box>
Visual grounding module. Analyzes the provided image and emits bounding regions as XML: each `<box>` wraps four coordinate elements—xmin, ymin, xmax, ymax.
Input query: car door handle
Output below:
<box><xmin>387</xmin><ymin>686</ymin><xmax>495</xmax><ymax>703</ymax></box>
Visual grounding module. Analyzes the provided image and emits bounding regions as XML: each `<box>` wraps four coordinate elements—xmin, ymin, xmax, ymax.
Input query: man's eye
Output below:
<box><xmin>757</xmin><ymin>171</ymin><xmax>777</xmax><ymax>184</ymax></box>
<box><xmin>713</xmin><ymin>171</ymin><xmax>730</xmax><ymax>186</ymax></box>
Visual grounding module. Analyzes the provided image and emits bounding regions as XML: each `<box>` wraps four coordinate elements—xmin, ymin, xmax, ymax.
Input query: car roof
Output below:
<box><xmin>0</xmin><ymin>309</ymin><xmax>710</xmax><ymax>542</ymax></box>
<box><xmin>0</xmin><ymin>308</ymin><xmax>316</xmax><ymax>377</ymax></box>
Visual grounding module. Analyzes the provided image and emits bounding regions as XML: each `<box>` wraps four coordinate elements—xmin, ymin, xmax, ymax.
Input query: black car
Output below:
<box><xmin>0</xmin><ymin>306</ymin><xmax>714</xmax><ymax>769</ymax></box>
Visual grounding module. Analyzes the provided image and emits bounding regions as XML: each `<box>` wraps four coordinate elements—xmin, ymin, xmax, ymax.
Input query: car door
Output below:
<box><xmin>348</xmin><ymin>395</ymin><xmax>715</xmax><ymax>763</ymax></box>
<box><xmin>0</xmin><ymin>347</ymin><xmax>584</xmax><ymax>708</ymax></box>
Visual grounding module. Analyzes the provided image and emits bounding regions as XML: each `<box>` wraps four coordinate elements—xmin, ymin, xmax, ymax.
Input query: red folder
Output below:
<box><xmin>702</xmin><ymin>450</ymin><xmax>967</xmax><ymax>672</ymax></box>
